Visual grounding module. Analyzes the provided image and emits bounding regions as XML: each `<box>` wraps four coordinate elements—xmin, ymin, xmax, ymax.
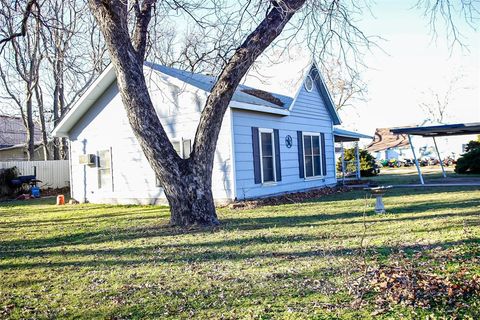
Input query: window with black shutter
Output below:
<box><xmin>252</xmin><ymin>127</ymin><xmax>282</xmax><ymax>184</ymax></box>
<box><xmin>301</xmin><ymin>132</ymin><xmax>324</xmax><ymax>178</ymax></box>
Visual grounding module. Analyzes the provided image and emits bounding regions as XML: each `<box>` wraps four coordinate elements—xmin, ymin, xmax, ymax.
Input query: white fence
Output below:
<box><xmin>0</xmin><ymin>160</ymin><xmax>70</xmax><ymax>189</ymax></box>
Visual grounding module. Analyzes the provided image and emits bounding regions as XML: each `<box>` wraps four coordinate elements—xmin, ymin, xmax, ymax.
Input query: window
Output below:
<box><xmin>182</xmin><ymin>139</ymin><xmax>192</xmax><ymax>159</ymax></box>
<box><xmin>172</xmin><ymin>138</ymin><xmax>192</xmax><ymax>159</ymax></box>
<box><xmin>154</xmin><ymin>138</ymin><xmax>192</xmax><ymax>187</ymax></box>
<box><xmin>259</xmin><ymin>128</ymin><xmax>276</xmax><ymax>183</ymax></box>
<box><xmin>97</xmin><ymin>149</ymin><xmax>112</xmax><ymax>189</ymax></box>
<box><xmin>303</xmin><ymin>133</ymin><xmax>322</xmax><ymax>177</ymax></box>
<box><xmin>304</xmin><ymin>74</ymin><xmax>314</xmax><ymax>92</ymax></box>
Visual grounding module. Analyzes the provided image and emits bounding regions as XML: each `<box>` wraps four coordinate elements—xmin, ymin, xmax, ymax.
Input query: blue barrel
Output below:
<box><xmin>31</xmin><ymin>186</ymin><xmax>40</xmax><ymax>198</ymax></box>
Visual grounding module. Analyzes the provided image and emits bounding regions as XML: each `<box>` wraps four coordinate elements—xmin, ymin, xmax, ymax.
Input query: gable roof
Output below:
<box><xmin>0</xmin><ymin>115</ymin><xmax>42</xmax><ymax>149</ymax></box>
<box><xmin>145</xmin><ymin>62</ymin><xmax>294</xmax><ymax>110</ymax></box>
<box><xmin>53</xmin><ymin>61</ymin><xmax>341</xmax><ymax>137</ymax></box>
<box><xmin>241</xmin><ymin>55</ymin><xmax>341</xmax><ymax>125</ymax></box>
<box><xmin>366</xmin><ymin>128</ymin><xmax>410</xmax><ymax>152</ymax></box>
<box><xmin>303</xmin><ymin>62</ymin><xmax>341</xmax><ymax>125</ymax></box>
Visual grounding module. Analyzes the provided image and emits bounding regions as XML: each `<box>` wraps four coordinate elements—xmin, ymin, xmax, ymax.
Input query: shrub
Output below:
<box><xmin>464</xmin><ymin>136</ymin><xmax>480</xmax><ymax>152</ymax></box>
<box><xmin>455</xmin><ymin>147</ymin><xmax>480</xmax><ymax>174</ymax></box>
<box><xmin>337</xmin><ymin>148</ymin><xmax>378</xmax><ymax>177</ymax></box>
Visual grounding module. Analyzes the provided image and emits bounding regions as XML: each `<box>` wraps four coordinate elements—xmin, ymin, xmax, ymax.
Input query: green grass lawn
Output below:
<box><xmin>1</xmin><ymin>187</ymin><xmax>479</xmax><ymax>319</ymax></box>
<box><xmin>368</xmin><ymin>166</ymin><xmax>480</xmax><ymax>185</ymax></box>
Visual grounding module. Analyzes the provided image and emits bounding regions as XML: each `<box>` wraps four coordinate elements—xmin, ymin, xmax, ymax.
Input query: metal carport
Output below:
<box><xmin>390</xmin><ymin>123</ymin><xmax>480</xmax><ymax>184</ymax></box>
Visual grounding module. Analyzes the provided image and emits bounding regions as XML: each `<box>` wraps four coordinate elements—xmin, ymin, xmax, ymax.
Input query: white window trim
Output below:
<box><xmin>304</xmin><ymin>74</ymin><xmax>314</xmax><ymax>92</ymax></box>
<box><xmin>258</xmin><ymin>128</ymin><xmax>277</xmax><ymax>184</ymax></box>
<box><xmin>302</xmin><ymin>132</ymin><xmax>324</xmax><ymax>179</ymax></box>
<box><xmin>171</xmin><ymin>137</ymin><xmax>191</xmax><ymax>159</ymax></box>
<box><xmin>156</xmin><ymin>137</ymin><xmax>191</xmax><ymax>188</ymax></box>
<box><xmin>97</xmin><ymin>148</ymin><xmax>113</xmax><ymax>191</ymax></box>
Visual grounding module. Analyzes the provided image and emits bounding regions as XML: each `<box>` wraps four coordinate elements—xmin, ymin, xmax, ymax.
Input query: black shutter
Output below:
<box><xmin>297</xmin><ymin>131</ymin><xmax>304</xmax><ymax>178</ymax></box>
<box><xmin>273</xmin><ymin>129</ymin><xmax>282</xmax><ymax>181</ymax></box>
<box><xmin>252</xmin><ymin>127</ymin><xmax>261</xmax><ymax>184</ymax></box>
<box><xmin>321</xmin><ymin>133</ymin><xmax>327</xmax><ymax>176</ymax></box>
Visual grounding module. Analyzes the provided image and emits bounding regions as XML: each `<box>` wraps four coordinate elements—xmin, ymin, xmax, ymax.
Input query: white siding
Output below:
<box><xmin>67</xmin><ymin>69</ymin><xmax>233</xmax><ymax>205</ymax></box>
<box><xmin>0</xmin><ymin>160</ymin><xmax>69</xmax><ymax>189</ymax></box>
<box><xmin>232</xmin><ymin>69</ymin><xmax>337</xmax><ymax>200</ymax></box>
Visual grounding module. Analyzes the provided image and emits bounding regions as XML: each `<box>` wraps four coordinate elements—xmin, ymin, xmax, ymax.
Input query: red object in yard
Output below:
<box><xmin>56</xmin><ymin>194</ymin><xmax>65</xmax><ymax>205</ymax></box>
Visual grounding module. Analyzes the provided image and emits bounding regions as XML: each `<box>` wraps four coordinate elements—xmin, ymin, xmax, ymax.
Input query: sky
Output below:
<box><xmin>348</xmin><ymin>1</ymin><xmax>480</xmax><ymax>134</ymax></box>
<box><xmin>244</xmin><ymin>0</ymin><xmax>480</xmax><ymax>136</ymax></box>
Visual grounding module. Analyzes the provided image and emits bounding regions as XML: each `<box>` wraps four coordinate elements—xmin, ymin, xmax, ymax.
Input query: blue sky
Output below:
<box><xmin>245</xmin><ymin>1</ymin><xmax>479</xmax><ymax>136</ymax></box>
<box><xmin>344</xmin><ymin>0</ymin><xmax>479</xmax><ymax>134</ymax></box>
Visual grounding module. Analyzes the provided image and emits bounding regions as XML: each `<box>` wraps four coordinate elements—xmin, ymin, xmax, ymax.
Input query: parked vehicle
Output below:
<box><xmin>387</xmin><ymin>159</ymin><xmax>402</xmax><ymax>168</ymax></box>
<box><xmin>403</xmin><ymin>159</ymin><xmax>415</xmax><ymax>167</ymax></box>
<box><xmin>443</xmin><ymin>156</ymin><xmax>456</xmax><ymax>166</ymax></box>
<box><xmin>419</xmin><ymin>157</ymin><xmax>430</xmax><ymax>166</ymax></box>
<box><xmin>373</xmin><ymin>161</ymin><xmax>381</xmax><ymax>174</ymax></box>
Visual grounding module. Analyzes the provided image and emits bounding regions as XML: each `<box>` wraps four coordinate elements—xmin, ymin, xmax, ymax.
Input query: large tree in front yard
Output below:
<box><xmin>71</xmin><ymin>0</ymin><xmax>480</xmax><ymax>226</ymax></box>
<box><xmin>86</xmin><ymin>0</ymin><xmax>329</xmax><ymax>226</ymax></box>
<box><xmin>1</xmin><ymin>0</ymin><xmax>476</xmax><ymax>227</ymax></box>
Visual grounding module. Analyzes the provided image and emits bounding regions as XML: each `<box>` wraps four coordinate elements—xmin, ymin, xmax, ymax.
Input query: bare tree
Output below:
<box><xmin>321</xmin><ymin>59</ymin><xmax>367</xmax><ymax>112</ymax></box>
<box><xmin>41</xmin><ymin>0</ymin><xmax>108</xmax><ymax>159</ymax></box>
<box><xmin>419</xmin><ymin>74</ymin><xmax>464</xmax><ymax>124</ymax></box>
<box><xmin>0</xmin><ymin>0</ymin><xmax>43</xmax><ymax>160</ymax></box>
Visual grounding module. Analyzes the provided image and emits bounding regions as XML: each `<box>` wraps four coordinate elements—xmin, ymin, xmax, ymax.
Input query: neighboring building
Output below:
<box><xmin>366</xmin><ymin>128</ymin><xmax>413</xmax><ymax>161</ymax></box>
<box><xmin>53</xmin><ymin>61</ymin><xmax>364</xmax><ymax>204</ymax></box>
<box><xmin>0</xmin><ymin>115</ymin><xmax>46</xmax><ymax>161</ymax></box>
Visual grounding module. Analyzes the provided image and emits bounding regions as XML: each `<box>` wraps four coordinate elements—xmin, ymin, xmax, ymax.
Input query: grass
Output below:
<box><xmin>369</xmin><ymin>166</ymin><xmax>480</xmax><ymax>185</ymax></box>
<box><xmin>1</xmin><ymin>185</ymin><xmax>480</xmax><ymax>319</ymax></box>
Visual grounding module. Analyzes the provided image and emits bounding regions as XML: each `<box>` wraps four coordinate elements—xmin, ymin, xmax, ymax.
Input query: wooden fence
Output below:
<box><xmin>0</xmin><ymin>160</ymin><xmax>69</xmax><ymax>189</ymax></box>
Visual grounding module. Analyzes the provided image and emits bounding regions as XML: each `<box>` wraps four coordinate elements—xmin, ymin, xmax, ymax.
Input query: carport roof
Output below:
<box><xmin>390</xmin><ymin>122</ymin><xmax>480</xmax><ymax>137</ymax></box>
<box><xmin>333</xmin><ymin>128</ymin><xmax>373</xmax><ymax>142</ymax></box>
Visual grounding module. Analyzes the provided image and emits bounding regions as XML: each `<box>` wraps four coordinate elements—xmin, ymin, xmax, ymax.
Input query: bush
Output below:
<box><xmin>455</xmin><ymin>147</ymin><xmax>480</xmax><ymax>174</ymax></box>
<box><xmin>336</xmin><ymin>148</ymin><xmax>378</xmax><ymax>177</ymax></box>
<box><xmin>0</xmin><ymin>166</ymin><xmax>20</xmax><ymax>196</ymax></box>
<box><xmin>464</xmin><ymin>135</ymin><xmax>480</xmax><ymax>151</ymax></box>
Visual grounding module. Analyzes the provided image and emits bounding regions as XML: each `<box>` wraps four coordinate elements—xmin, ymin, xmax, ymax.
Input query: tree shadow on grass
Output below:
<box><xmin>1</xmin><ymin>197</ymin><xmax>478</xmax><ymax>253</ymax></box>
<box><xmin>0</xmin><ymin>207</ymin><xmax>169</xmax><ymax>230</ymax></box>
<box><xmin>1</xmin><ymin>237</ymin><xmax>478</xmax><ymax>271</ymax></box>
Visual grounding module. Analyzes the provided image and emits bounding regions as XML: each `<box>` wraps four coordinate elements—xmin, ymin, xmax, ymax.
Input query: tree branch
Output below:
<box><xmin>192</xmin><ymin>0</ymin><xmax>306</xmax><ymax>172</ymax></box>
<box><xmin>0</xmin><ymin>0</ymin><xmax>37</xmax><ymax>52</ymax></box>
<box><xmin>132</xmin><ymin>0</ymin><xmax>156</xmax><ymax>61</ymax></box>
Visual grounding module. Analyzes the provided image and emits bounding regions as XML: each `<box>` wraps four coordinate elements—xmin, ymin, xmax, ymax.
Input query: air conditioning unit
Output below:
<box><xmin>79</xmin><ymin>154</ymin><xmax>96</xmax><ymax>166</ymax></box>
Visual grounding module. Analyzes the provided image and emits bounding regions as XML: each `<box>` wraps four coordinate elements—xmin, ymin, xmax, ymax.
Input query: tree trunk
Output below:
<box><xmin>25</xmin><ymin>87</ymin><xmax>35</xmax><ymax>160</ymax></box>
<box><xmin>35</xmin><ymin>84</ymin><xmax>49</xmax><ymax>160</ymax></box>
<box><xmin>87</xmin><ymin>0</ymin><xmax>304</xmax><ymax>227</ymax></box>
<box><xmin>164</xmin><ymin>168</ymin><xmax>218</xmax><ymax>226</ymax></box>
<box><xmin>113</xmin><ymin>60</ymin><xmax>218</xmax><ymax>226</ymax></box>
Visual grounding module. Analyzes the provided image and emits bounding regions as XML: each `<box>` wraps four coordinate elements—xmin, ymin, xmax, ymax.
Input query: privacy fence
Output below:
<box><xmin>0</xmin><ymin>160</ymin><xmax>69</xmax><ymax>189</ymax></box>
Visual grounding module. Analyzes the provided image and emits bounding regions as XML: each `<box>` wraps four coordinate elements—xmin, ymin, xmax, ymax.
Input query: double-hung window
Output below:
<box><xmin>97</xmin><ymin>149</ymin><xmax>112</xmax><ymax>190</ymax></box>
<box><xmin>303</xmin><ymin>133</ymin><xmax>322</xmax><ymax>178</ymax></box>
<box><xmin>259</xmin><ymin>128</ymin><xmax>276</xmax><ymax>183</ymax></box>
<box><xmin>156</xmin><ymin>138</ymin><xmax>192</xmax><ymax>187</ymax></box>
<box><xmin>172</xmin><ymin>138</ymin><xmax>192</xmax><ymax>159</ymax></box>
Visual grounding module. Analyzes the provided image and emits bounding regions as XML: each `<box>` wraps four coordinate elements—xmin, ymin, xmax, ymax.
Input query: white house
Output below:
<box><xmin>53</xmin><ymin>61</ymin><xmax>363</xmax><ymax>205</ymax></box>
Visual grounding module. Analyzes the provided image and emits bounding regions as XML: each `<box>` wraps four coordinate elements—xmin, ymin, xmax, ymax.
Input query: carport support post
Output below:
<box><xmin>433</xmin><ymin>136</ymin><xmax>447</xmax><ymax>179</ymax></box>
<box><xmin>408</xmin><ymin>134</ymin><xmax>424</xmax><ymax>185</ymax></box>
<box><xmin>355</xmin><ymin>142</ymin><xmax>361</xmax><ymax>180</ymax></box>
